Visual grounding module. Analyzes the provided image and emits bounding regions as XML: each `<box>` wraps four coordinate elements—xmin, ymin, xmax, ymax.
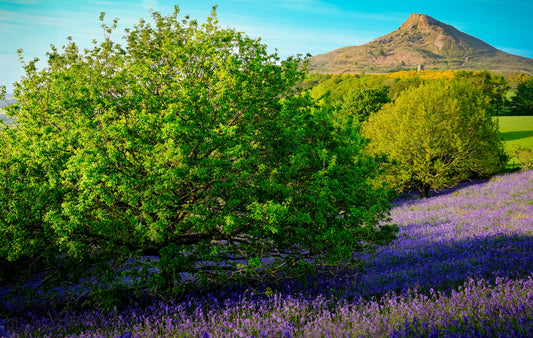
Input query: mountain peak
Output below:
<box><xmin>399</xmin><ymin>13</ymin><xmax>442</xmax><ymax>31</ymax></box>
<box><xmin>307</xmin><ymin>13</ymin><xmax>533</xmax><ymax>74</ymax></box>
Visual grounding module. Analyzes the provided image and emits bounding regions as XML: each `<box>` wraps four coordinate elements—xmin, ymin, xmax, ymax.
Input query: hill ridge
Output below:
<box><xmin>308</xmin><ymin>13</ymin><xmax>533</xmax><ymax>74</ymax></box>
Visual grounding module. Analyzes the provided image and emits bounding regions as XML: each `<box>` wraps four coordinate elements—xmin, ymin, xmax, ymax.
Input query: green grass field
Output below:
<box><xmin>499</xmin><ymin>116</ymin><xmax>533</xmax><ymax>148</ymax></box>
<box><xmin>498</xmin><ymin>116</ymin><xmax>533</xmax><ymax>169</ymax></box>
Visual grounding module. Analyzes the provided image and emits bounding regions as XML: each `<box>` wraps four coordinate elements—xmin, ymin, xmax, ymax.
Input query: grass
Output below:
<box><xmin>498</xmin><ymin>116</ymin><xmax>533</xmax><ymax>169</ymax></box>
<box><xmin>498</xmin><ymin>116</ymin><xmax>533</xmax><ymax>148</ymax></box>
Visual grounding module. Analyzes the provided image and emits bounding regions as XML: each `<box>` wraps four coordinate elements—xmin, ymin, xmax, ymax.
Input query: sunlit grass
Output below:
<box><xmin>498</xmin><ymin>116</ymin><xmax>533</xmax><ymax>169</ymax></box>
<box><xmin>498</xmin><ymin>116</ymin><xmax>533</xmax><ymax>149</ymax></box>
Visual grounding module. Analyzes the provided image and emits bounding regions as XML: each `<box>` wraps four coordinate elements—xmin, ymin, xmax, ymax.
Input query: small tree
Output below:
<box><xmin>362</xmin><ymin>80</ymin><xmax>506</xmax><ymax>198</ymax></box>
<box><xmin>0</xmin><ymin>6</ymin><xmax>396</xmax><ymax>305</ymax></box>
<box><xmin>509</xmin><ymin>145</ymin><xmax>533</xmax><ymax>170</ymax></box>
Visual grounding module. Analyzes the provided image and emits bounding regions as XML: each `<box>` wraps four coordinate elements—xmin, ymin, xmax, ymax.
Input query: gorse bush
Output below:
<box><xmin>0</xmin><ymin>6</ymin><xmax>396</xmax><ymax>307</ymax></box>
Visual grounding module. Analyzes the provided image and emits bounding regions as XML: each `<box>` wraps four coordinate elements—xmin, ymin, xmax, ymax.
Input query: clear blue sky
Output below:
<box><xmin>1</xmin><ymin>0</ymin><xmax>532</xmax><ymax>93</ymax></box>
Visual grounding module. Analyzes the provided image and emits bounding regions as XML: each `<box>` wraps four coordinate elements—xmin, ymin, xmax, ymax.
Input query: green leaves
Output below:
<box><xmin>510</xmin><ymin>76</ymin><xmax>533</xmax><ymax>116</ymax></box>
<box><xmin>363</xmin><ymin>79</ymin><xmax>506</xmax><ymax>197</ymax></box>
<box><xmin>336</xmin><ymin>86</ymin><xmax>390</xmax><ymax>125</ymax></box>
<box><xmin>0</xmin><ymin>6</ymin><xmax>396</xmax><ymax>304</ymax></box>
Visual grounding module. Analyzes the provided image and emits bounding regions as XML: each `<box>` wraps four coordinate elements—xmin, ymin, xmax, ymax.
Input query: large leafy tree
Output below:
<box><xmin>0</xmin><ymin>6</ymin><xmax>395</xmax><ymax>301</ymax></box>
<box><xmin>362</xmin><ymin>80</ymin><xmax>506</xmax><ymax>198</ymax></box>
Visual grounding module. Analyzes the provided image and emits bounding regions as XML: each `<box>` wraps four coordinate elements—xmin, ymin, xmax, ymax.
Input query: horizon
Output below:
<box><xmin>1</xmin><ymin>0</ymin><xmax>533</xmax><ymax>93</ymax></box>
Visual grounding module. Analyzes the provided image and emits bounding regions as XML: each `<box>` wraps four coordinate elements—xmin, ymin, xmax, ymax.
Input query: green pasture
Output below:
<box><xmin>499</xmin><ymin>116</ymin><xmax>533</xmax><ymax>147</ymax></box>
<box><xmin>498</xmin><ymin>116</ymin><xmax>533</xmax><ymax>169</ymax></box>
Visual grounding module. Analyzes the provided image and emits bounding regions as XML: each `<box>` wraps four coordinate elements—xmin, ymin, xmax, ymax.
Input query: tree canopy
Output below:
<box><xmin>336</xmin><ymin>86</ymin><xmax>390</xmax><ymax>124</ymax></box>
<box><xmin>0</xmin><ymin>6</ymin><xmax>396</xmax><ymax>305</ymax></box>
<box><xmin>453</xmin><ymin>71</ymin><xmax>508</xmax><ymax>116</ymax></box>
<box><xmin>510</xmin><ymin>76</ymin><xmax>533</xmax><ymax>116</ymax></box>
<box><xmin>362</xmin><ymin>80</ymin><xmax>506</xmax><ymax>198</ymax></box>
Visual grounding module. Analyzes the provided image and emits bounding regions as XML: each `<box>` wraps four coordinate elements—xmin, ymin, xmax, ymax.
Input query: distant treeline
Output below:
<box><xmin>301</xmin><ymin>70</ymin><xmax>533</xmax><ymax>116</ymax></box>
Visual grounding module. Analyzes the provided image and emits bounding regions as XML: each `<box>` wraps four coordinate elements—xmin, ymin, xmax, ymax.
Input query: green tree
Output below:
<box><xmin>454</xmin><ymin>71</ymin><xmax>509</xmax><ymax>115</ymax></box>
<box><xmin>362</xmin><ymin>80</ymin><xmax>506</xmax><ymax>198</ymax></box>
<box><xmin>387</xmin><ymin>76</ymin><xmax>424</xmax><ymax>99</ymax></box>
<box><xmin>0</xmin><ymin>6</ymin><xmax>396</xmax><ymax>305</ymax></box>
<box><xmin>510</xmin><ymin>76</ymin><xmax>533</xmax><ymax>115</ymax></box>
<box><xmin>509</xmin><ymin>145</ymin><xmax>533</xmax><ymax>170</ymax></box>
<box><xmin>336</xmin><ymin>86</ymin><xmax>390</xmax><ymax>125</ymax></box>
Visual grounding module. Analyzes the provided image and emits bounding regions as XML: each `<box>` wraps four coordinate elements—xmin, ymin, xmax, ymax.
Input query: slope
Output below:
<box><xmin>308</xmin><ymin>13</ymin><xmax>533</xmax><ymax>74</ymax></box>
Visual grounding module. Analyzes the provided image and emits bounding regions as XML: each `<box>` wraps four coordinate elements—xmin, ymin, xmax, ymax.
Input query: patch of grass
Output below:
<box><xmin>498</xmin><ymin>116</ymin><xmax>533</xmax><ymax>169</ymax></box>
<box><xmin>498</xmin><ymin>116</ymin><xmax>533</xmax><ymax>147</ymax></box>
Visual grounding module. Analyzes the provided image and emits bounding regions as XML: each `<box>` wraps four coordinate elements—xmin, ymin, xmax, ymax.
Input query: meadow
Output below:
<box><xmin>498</xmin><ymin>116</ymin><xmax>533</xmax><ymax>170</ymax></box>
<box><xmin>498</xmin><ymin>116</ymin><xmax>533</xmax><ymax>149</ymax></box>
<box><xmin>3</xmin><ymin>169</ymin><xmax>533</xmax><ymax>337</ymax></box>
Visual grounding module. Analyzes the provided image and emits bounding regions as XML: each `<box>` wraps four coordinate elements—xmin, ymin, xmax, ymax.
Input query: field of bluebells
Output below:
<box><xmin>2</xmin><ymin>170</ymin><xmax>533</xmax><ymax>337</ymax></box>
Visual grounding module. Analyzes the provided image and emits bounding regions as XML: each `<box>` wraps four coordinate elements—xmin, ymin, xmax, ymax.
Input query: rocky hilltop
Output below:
<box><xmin>308</xmin><ymin>13</ymin><xmax>533</xmax><ymax>74</ymax></box>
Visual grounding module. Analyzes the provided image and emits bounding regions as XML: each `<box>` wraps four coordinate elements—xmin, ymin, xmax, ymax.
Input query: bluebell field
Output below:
<box><xmin>2</xmin><ymin>170</ymin><xmax>533</xmax><ymax>337</ymax></box>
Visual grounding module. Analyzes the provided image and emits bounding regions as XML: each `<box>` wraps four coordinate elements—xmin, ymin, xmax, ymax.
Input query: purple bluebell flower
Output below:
<box><xmin>2</xmin><ymin>171</ymin><xmax>533</xmax><ymax>337</ymax></box>
<box><xmin>0</xmin><ymin>319</ymin><xmax>9</xmax><ymax>338</ymax></box>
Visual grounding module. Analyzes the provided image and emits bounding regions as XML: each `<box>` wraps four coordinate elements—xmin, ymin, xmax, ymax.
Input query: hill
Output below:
<box><xmin>0</xmin><ymin>94</ymin><xmax>16</xmax><ymax>108</ymax></box>
<box><xmin>308</xmin><ymin>13</ymin><xmax>533</xmax><ymax>74</ymax></box>
<box><xmin>0</xmin><ymin>94</ymin><xmax>16</xmax><ymax>124</ymax></box>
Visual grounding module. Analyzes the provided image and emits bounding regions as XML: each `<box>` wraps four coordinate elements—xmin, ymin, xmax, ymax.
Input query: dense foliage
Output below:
<box><xmin>4</xmin><ymin>169</ymin><xmax>533</xmax><ymax>337</ymax></box>
<box><xmin>305</xmin><ymin>70</ymin><xmax>511</xmax><ymax>116</ymax></box>
<box><xmin>334</xmin><ymin>86</ymin><xmax>390</xmax><ymax>125</ymax></box>
<box><xmin>510</xmin><ymin>76</ymin><xmax>533</xmax><ymax>115</ymax></box>
<box><xmin>362</xmin><ymin>80</ymin><xmax>507</xmax><ymax>197</ymax></box>
<box><xmin>509</xmin><ymin>145</ymin><xmax>533</xmax><ymax>170</ymax></box>
<box><xmin>453</xmin><ymin>70</ymin><xmax>508</xmax><ymax>116</ymax></box>
<box><xmin>0</xmin><ymin>6</ymin><xmax>396</xmax><ymax>304</ymax></box>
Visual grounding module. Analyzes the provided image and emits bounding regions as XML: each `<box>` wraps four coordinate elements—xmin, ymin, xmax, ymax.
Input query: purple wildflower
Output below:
<box><xmin>2</xmin><ymin>171</ymin><xmax>533</xmax><ymax>337</ymax></box>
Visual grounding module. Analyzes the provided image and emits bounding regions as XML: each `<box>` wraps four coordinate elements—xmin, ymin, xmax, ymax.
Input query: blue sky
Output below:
<box><xmin>1</xmin><ymin>0</ymin><xmax>532</xmax><ymax>93</ymax></box>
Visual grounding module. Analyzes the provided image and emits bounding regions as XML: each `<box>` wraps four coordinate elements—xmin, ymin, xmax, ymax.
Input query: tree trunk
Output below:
<box><xmin>419</xmin><ymin>184</ymin><xmax>430</xmax><ymax>198</ymax></box>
